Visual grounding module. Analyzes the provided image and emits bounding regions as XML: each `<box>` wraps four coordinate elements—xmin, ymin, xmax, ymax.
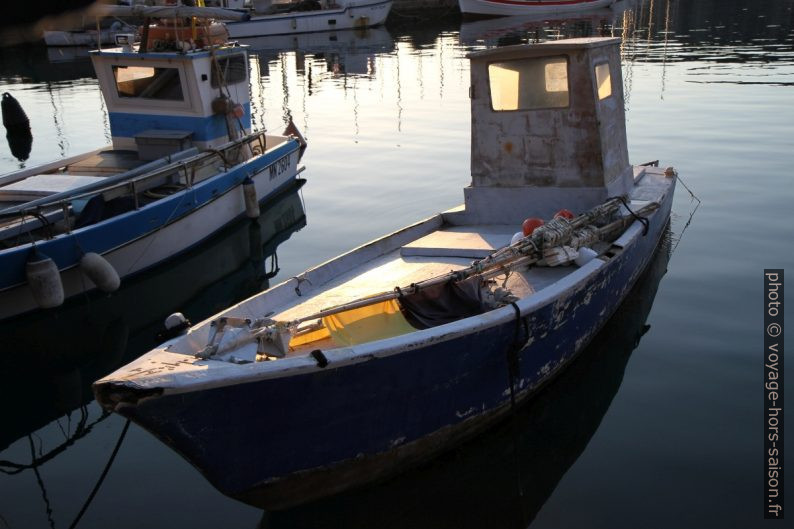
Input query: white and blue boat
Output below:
<box><xmin>95</xmin><ymin>37</ymin><xmax>676</xmax><ymax>509</ymax></box>
<box><xmin>0</xmin><ymin>6</ymin><xmax>305</xmax><ymax>321</ymax></box>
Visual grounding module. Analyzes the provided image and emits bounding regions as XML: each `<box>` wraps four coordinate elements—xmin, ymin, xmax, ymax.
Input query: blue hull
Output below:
<box><xmin>0</xmin><ymin>138</ymin><xmax>300</xmax><ymax>319</ymax></box>
<box><xmin>116</xmin><ymin>191</ymin><xmax>673</xmax><ymax>508</ymax></box>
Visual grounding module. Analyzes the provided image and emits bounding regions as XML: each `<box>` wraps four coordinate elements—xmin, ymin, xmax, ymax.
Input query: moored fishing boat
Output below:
<box><xmin>94</xmin><ymin>37</ymin><xmax>677</xmax><ymax>509</ymax></box>
<box><xmin>0</xmin><ymin>5</ymin><xmax>306</xmax><ymax>320</ymax></box>
<box><xmin>459</xmin><ymin>0</ymin><xmax>616</xmax><ymax>18</ymax></box>
<box><xmin>224</xmin><ymin>0</ymin><xmax>393</xmax><ymax>39</ymax></box>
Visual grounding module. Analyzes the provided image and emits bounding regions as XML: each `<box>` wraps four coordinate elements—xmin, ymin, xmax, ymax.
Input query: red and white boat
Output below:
<box><xmin>459</xmin><ymin>0</ymin><xmax>616</xmax><ymax>18</ymax></box>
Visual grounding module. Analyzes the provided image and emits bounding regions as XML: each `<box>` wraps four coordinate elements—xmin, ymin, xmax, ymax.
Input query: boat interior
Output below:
<box><xmin>184</xmin><ymin>164</ymin><xmax>671</xmax><ymax>364</ymax></box>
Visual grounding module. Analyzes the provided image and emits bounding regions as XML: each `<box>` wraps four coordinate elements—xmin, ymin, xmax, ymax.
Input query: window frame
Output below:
<box><xmin>211</xmin><ymin>53</ymin><xmax>248</xmax><ymax>88</ymax></box>
<box><xmin>103</xmin><ymin>60</ymin><xmax>193</xmax><ymax>112</ymax></box>
<box><xmin>113</xmin><ymin>64</ymin><xmax>186</xmax><ymax>102</ymax></box>
<box><xmin>594</xmin><ymin>61</ymin><xmax>613</xmax><ymax>101</ymax></box>
<box><xmin>486</xmin><ymin>54</ymin><xmax>571</xmax><ymax>113</ymax></box>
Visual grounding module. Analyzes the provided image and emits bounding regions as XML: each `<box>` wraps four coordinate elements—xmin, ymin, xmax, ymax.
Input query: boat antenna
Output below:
<box><xmin>95</xmin><ymin>16</ymin><xmax>102</xmax><ymax>51</ymax></box>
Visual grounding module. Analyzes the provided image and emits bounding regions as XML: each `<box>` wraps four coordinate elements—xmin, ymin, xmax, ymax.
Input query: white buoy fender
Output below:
<box><xmin>26</xmin><ymin>250</ymin><xmax>64</xmax><ymax>308</ymax></box>
<box><xmin>165</xmin><ymin>312</ymin><xmax>188</xmax><ymax>330</ymax></box>
<box><xmin>575</xmin><ymin>247</ymin><xmax>599</xmax><ymax>267</ymax></box>
<box><xmin>242</xmin><ymin>176</ymin><xmax>260</xmax><ymax>219</ymax></box>
<box><xmin>79</xmin><ymin>252</ymin><xmax>120</xmax><ymax>293</ymax></box>
<box><xmin>510</xmin><ymin>231</ymin><xmax>523</xmax><ymax>245</ymax></box>
<box><xmin>157</xmin><ymin>312</ymin><xmax>192</xmax><ymax>341</ymax></box>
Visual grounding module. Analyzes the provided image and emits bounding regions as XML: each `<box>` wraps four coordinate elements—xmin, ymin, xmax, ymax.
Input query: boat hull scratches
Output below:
<box><xmin>115</xmin><ymin>188</ymin><xmax>672</xmax><ymax>509</ymax></box>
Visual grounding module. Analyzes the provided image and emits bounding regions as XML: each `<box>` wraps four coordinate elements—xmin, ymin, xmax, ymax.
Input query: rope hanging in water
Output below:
<box><xmin>68</xmin><ymin>418</ymin><xmax>131</xmax><ymax>529</ymax></box>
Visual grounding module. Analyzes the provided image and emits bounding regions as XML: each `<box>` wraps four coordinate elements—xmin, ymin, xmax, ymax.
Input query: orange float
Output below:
<box><xmin>554</xmin><ymin>209</ymin><xmax>575</xmax><ymax>220</ymax></box>
<box><xmin>522</xmin><ymin>217</ymin><xmax>544</xmax><ymax>236</ymax></box>
<box><xmin>145</xmin><ymin>21</ymin><xmax>229</xmax><ymax>50</ymax></box>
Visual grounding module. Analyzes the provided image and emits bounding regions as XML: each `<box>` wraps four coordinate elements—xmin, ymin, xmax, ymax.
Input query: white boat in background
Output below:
<box><xmin>43</xmin><ymin>21</ymin><xmax>138</xmax><ymax>47</ymax></box>
<box><xmin>459</xmin><ymin>0</ymin><xmax>616</xmax><ymax>18</ymax></box>
<box><xmin>224</xmin><ymin>0</ymin><xmax>392</xmax><ymax>38</ymax></box>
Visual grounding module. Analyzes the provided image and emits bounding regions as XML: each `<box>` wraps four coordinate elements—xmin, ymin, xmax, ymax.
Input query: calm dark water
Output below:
<box><xmin>1</xmin><ymin>0</ymin><xmax>793</xmax><ymax>527</ymax></box>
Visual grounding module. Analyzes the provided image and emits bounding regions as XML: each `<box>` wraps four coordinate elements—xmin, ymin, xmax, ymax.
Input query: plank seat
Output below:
<box><xmin>66</xmin><ymin>150</ymin><xmax>145</xmax><ymax>176</ymax></box>
<box><xmin>400</xmin><ymin>224</ymin><xmax>515</xmax><ymax>259</ymax></box>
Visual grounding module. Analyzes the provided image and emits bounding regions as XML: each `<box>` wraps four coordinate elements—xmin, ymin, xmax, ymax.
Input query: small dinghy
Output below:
<box><xmin>0</xmin><ymin>5</ymin><xmax>306</xmax><ymax>320</ymax></box>
<box><xmin>95</xmin><ymin>37</ymin><xmax>677</xmax><ymax>509</ymax></box>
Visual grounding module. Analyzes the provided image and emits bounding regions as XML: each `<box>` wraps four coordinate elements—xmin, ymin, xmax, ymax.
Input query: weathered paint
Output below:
<box><xmin>463</xmin><ymin>38</ymin><xmax>633</xmax><ymax>223</ymax></box>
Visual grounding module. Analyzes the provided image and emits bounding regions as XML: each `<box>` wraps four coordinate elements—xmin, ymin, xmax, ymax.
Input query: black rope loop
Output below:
<box><xmin>612</xmin><ymin>195</ymin><xmax>650</xmax><ymax>236</ymax></box>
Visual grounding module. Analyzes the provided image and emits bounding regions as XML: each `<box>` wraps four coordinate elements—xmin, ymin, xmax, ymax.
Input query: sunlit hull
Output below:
<box><xmin>226</xmin><ymin>0</ymin><xmax>392</xmax><ymax>38</ymax></box>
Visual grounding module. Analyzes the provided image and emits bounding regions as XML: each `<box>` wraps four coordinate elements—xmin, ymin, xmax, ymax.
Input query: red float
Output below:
<box><xmin>522</xmin><ymin>217</ymin><xmax>544</xmax><ymax>236</ymax></box>
<box><xmin>554</xmin><ymin>209</ymin><xmax>575</xmax><ymax>220</ymax></box>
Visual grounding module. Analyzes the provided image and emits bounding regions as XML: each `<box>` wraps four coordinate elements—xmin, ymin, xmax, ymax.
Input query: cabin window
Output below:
<box><xmin>595</xmin><ymin>62</ymin><xmax>612</xmax><ymax>100</ymax></box>
<box><xmin>113</xmin><ymin>65</ymin><xmax>184</xmax><ymax>101</ymax></box>
<box><xmin>488</xmin><ymin>56</ymin><xmax>569</xmax><ymax>111</ymax></box>
<box><xmin>211</xmin><ymin>54</ymin><xmax>247</xmax><ymax>88</ymax></box>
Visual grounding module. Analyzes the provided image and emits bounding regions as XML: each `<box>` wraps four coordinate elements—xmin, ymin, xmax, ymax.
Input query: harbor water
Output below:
<box><xmin>1</xmin><ymin>0</ymin><xmax>792</xmax><ymax>527</ymax></box>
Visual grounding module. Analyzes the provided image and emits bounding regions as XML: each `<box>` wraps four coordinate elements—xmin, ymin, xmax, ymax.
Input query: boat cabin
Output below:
<box><xmin>91</xmin><ymin>45</ymin><xmax>252</xmax><ymax>155</ymax></box>
<box><xmin>456</xmin><ymin>37</ymin><xmax>632</xmax><ymax>223</ymax></box>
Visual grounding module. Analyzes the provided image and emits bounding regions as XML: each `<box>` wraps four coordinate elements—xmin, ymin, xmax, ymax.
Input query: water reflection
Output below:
<box><xmin>621</xmin><ymin>0</ymin><xmax>794</xmax><ymax>65</ymax></box>
<box><xmin>0</xmin><ymin>43</ymin><xmax>96</xmax><ymax>84</ymax></box>
<box><xmin>0</xmin><ymin>184</ymin><xmax>306</xmax><ymax>455</ymax></box>
<box><xmin>245</xmin><ymin>27</ymin><xmax>396</xmax><ymax>135</ymax></box>
<box><xmin>2</xmin><ymin>0</ymin><xmax>791</xmax><ymax>173</ymax></box>
<box><xmin>259</xmin><ymin>232</ymin><xmax>671</xmax><ymax>529</ymax></box>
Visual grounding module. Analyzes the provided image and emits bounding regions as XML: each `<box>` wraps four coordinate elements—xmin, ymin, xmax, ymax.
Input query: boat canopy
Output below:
<box><xmin>458</xmin><ymin>37</ymin><xmax>632</xmax><ymax>223</ymax></box>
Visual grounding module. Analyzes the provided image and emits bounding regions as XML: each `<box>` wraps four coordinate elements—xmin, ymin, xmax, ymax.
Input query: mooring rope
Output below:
<box><xmin>612</xmin><ymin>195</ymin><xmax>649</xmax><ymax>235</ymax></box>
<box><xmin>68</xmin><ymin>418</ymin><xmax>131</xmax><ymax>529</ymax></box>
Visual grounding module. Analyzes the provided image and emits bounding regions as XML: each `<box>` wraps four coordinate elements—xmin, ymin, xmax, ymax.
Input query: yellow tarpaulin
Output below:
<box><xmin>322</xmin><ymin>299</ymin><xmax>417</xmax><ymax>347</ymax></box>
<box><xmin>289</xmin><ymin>326</ymin><xmax>331</xmax><ymax>347</ymax></box>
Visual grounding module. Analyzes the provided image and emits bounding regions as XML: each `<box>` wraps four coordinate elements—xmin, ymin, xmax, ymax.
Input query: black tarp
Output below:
<box><xmin>397</xmin><ymin>277</ymin><xmax>490</xmax><ymax>330</ymax></box>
